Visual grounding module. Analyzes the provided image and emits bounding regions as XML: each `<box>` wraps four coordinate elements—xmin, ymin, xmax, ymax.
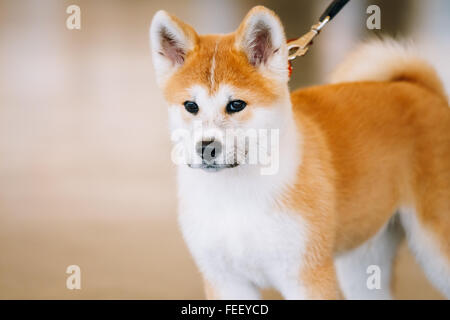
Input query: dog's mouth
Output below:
<box><xmin>188</xmin><ymin>162</ymin><xmax>239</xmax><ymax>172</ymax></box>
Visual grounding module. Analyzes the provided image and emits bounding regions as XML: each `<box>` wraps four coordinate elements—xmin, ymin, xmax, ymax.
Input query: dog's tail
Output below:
<box><xmin>329</xmin><ymin>38</ymin><xmax>447</xmax><ymax>100</ymax></box>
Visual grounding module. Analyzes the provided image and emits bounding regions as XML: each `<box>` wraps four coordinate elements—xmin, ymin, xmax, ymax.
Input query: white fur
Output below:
<box><xmin>209</xmin><ymin>41</ymin><xmax>218</xmax><ymax>89</ymax></box>
<box><xmin>329</xmin><ymin>39</ymin><xmax>416</xmax><ymax>84</ymax></box>
<box><xmin>176</xmin><ymin>153</ymin><xmax>310</xmax><ymax>299</ymax></box>
<box><xmin>328</xmin><ymin>38</ymin><xmax>446</xmax><ymax>100</ymax></box>
<box><xmin>178</xmin><ymin>174</ymin><xmax>308</xmax><ymax>299</ymax></box>
<box><xmin>335</xmin><ymin>216</ymin><xmax>403</xmax><ymax>299</ymax></box>
<box><xmin>399</xmin><ymin>208</ymin><xmax>450</xmax><ymax>298</ymax></box>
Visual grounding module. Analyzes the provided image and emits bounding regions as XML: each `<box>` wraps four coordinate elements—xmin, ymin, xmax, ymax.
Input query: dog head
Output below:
<box><xmin>150</xmin><ymin>6</ymin><xmax>290</xmax><ymax>172</ymax></box>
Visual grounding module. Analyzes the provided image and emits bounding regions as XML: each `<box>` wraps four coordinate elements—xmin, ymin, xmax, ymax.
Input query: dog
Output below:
<box><xmin>149</xmin><ymin>6</ymin><xmax>450</xmax><ymax>299</ymax></box>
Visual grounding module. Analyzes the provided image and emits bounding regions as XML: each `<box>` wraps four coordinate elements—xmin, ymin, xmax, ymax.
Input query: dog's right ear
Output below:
<box><xmin>150</xmin><ymin>11</ymin><xmax>198</xmax><ymax>86</ymax></box>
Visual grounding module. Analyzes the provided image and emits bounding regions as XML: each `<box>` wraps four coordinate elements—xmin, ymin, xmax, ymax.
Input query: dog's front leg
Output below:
<box><xmin>203</xmin><ymin>277</ymin><xmax>261</xmax><ymax>300</ymax></box>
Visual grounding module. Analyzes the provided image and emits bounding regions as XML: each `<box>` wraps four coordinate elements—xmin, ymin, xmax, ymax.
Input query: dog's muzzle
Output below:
<box><xmin>189</xmin><ymin>139</ymin><xmax>239</xmax><ymax>172</ymax></box>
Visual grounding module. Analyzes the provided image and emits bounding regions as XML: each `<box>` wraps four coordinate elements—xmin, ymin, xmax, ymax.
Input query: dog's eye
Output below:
<box><xmin>226</xmin><ymin>100</ymin><xmax>247</xmax><ymax>114</ymax></box>
<box><xmin>183</xmin><ymin>101</ymin><xmax>199</xmax><ymax>114</ymax></box>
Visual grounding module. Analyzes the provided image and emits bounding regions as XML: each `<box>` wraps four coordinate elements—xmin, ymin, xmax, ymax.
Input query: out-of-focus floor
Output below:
<box><xmin>0</xmin><ymin>0</ymin><xmax>447</xmax><ymax>299</ymax></box>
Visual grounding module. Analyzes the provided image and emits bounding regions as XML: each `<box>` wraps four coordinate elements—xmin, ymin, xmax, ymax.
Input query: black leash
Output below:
<box><xmin>288</xmin><ymin>0</ymin><xmax>350</xmax><ymax>60</ymax></box>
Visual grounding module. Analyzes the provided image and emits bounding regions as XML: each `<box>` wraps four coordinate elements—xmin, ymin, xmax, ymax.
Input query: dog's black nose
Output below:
<box><xmin>196</xmin><ymin>139</ymin><xmax>222</xmax><ymax>162</ymax></box>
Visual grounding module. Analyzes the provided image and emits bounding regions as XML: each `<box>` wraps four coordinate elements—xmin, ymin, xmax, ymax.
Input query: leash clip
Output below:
<box><xmin>287</xmin><ymin>16</ymin><xmax>330</xmax><ymax>61</ymax></box>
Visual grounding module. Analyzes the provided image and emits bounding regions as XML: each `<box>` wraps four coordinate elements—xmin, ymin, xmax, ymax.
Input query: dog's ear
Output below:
<box><xmin>150</xmin><ymin>11</ymin><xmax>198</xmax><ymax>85</ymax></box>
<box><xmin>235</xmin><ymin>6</ymin><xmax>288</xmax><ymax>80</ymax></box>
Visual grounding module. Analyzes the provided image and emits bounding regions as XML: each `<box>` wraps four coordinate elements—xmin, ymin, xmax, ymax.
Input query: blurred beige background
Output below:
<box><xmin>0</xmin><ymin>0</ymin><xmax>449</xmax><ymax>299</ymax></box>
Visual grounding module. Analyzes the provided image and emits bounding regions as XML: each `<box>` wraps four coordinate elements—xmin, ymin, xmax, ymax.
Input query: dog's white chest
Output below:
<box><xmin>178</xmin><ymin>179</ymin><xmax>306</xmax><ymax>290</ymax></box>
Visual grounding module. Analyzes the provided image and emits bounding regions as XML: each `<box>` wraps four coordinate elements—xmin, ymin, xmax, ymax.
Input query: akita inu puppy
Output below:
<box><xmin>149</xmin><ymin>6</ymin><xmax>450</xmax><ymax>299</ymax></box>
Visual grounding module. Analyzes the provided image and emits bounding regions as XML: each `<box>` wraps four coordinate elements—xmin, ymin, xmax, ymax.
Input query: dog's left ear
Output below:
<box><xmin>235</xmin><ymin>6</ymin><xmax>288</xmax><ymax>80</ymax></box>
